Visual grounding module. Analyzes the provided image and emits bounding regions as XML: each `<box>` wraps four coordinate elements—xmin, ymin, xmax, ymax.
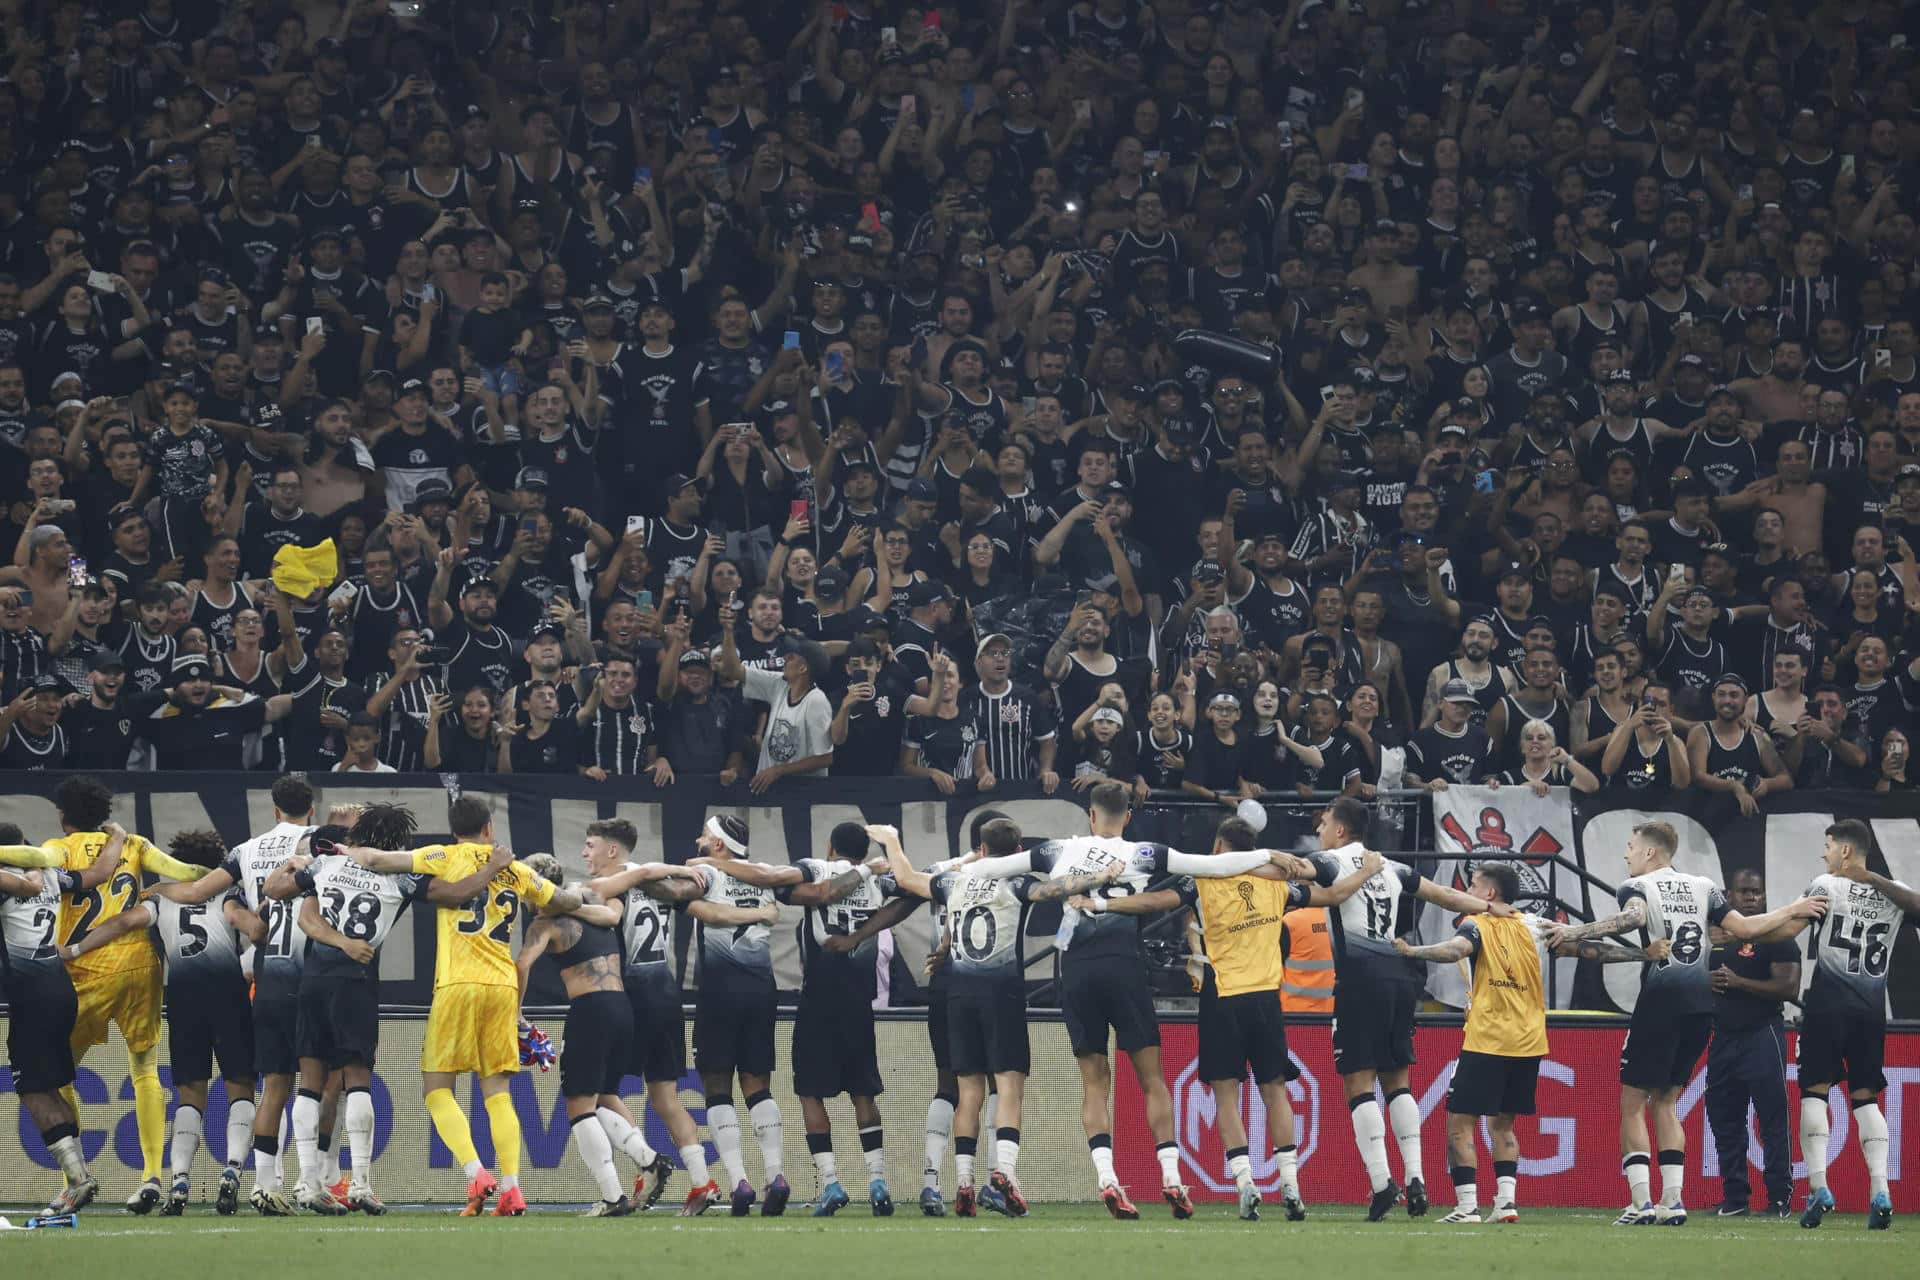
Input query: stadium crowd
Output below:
<box><xmin>0</xmin><ymin>0</ymin><xmax>1914</xmax><ymax>804</ymax></box>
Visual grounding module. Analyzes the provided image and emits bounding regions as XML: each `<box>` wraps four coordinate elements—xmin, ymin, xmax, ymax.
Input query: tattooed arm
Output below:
<box><xmin>1544</xmin><ymin>895</ymin><xmax>1646</xmax><ymax>946</ymax></box>
<box><xmin>1025</xmin><ymin>864</ymin><xmax>1127</xmax><ymax>902</ymax></box>
<box><xmin>1393</xmin><ymin>934</ymin><xmax>1475</xmax><ymax>963</ymax></box>
<box><xmin>1554</xmin><ymin>936</ymin><xmax>1672</xmax><ymax>964</ymax></box>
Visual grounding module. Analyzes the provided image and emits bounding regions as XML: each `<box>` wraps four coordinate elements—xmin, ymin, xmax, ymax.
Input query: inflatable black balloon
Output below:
<box><xmin>1172</xmin><ymin>329</ymin><xmax>1280</xmax><ymax>385</ymax></box>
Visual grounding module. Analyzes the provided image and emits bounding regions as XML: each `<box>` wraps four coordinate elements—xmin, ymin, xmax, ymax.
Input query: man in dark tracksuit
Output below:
<box><xmin>1706</xmin><ymin>868</ymin><xmax>1801</xmax><ymax>1217</ymax></box>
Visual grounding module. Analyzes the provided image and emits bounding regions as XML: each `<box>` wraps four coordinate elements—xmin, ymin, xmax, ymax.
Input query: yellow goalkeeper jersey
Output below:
<box><xmin>411</xmin><ymin>842</ymin><xmax>556</xmax><ymax>988</ymax></box>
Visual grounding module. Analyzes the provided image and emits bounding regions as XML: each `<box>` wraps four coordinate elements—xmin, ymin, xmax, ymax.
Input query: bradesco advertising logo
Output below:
<box><xmin>1172</xmin><ymin>1050</ymin><xmax>1320</xmax><ymax>1193</ymax></box>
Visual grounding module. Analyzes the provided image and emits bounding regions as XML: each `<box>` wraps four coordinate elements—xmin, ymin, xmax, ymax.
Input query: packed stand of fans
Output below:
<box><xmin>0</xmin><ymin>0</ymin><xmax>1915</xmax><ymax>805</ymax></box>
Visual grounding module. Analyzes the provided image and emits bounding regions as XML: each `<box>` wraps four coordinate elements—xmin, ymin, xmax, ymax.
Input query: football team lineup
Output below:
<box><xmin>0</xmin><ymin>776</ymin><xmax>1911</xmax><ymax>1239</ymax></box>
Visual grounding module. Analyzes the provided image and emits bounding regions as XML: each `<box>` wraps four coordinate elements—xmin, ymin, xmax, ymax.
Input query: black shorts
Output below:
<box><xmin>4</xmin><ymin>964</ymin><xmax>78</xmax><ymax>1094</ymax></box>
<box><xmin>1332</xmin><ymin>973</ymin><xmax>1418</xmax><ymax>1075</ymax></box>
<box><xmin>1448</xmin><ymin>1051</ymin><xmax>1541</xmax><ymax>1116</ymax></box>
<box><xmin>1620</xmin><ymin>997</ymin><xmax>1713</xmax><ymax>1091</ymax></box>
<box><xmin>1199</xmin><ymin>989</ymin><xmax>1298</xmax><ymax>1085</ymax></box>
<box><xmin>167</xmin><ymin>970</ymin><xmax>255</xmax><ymax>1083</ymax></box>
<box><xmin>562</xmin><ymin>991</ymin><xmax>633</xmax><ymax>1099</ymax></box>
<box><xmin>252</xmin><ymin>986</ymin><xmax>302</xmax><ymax>1077</ymax></box>
<box><xmin>948</xmin><ymin>974</ymin><xmax>1029</xmax><ymax>1077</ymax></box>
<box><xmin>1797</xmin><ymin>1002</ymin><xmax>1887</xmax><ymax>1096</ymax></box>
<box><xmin>927</xmin><ymin>983</ymin><xmax>952</xmax><ymax>1074</ymax></box>
<box><xmin>1061</xmin><ymin>961</ymin><xmax>1159</xmax><ymax>1057</ymax></box>
<box><xmin>792</xmin><ymin>996</ymin><xmax>882</xmax><ymax>1099</ymax></box>
<box><xmin>625</xmin><ymin>983</ymin><xmax>686</xmax><ymax>1085</ymax></box>
<box><xmin>693</xmin><ymin>985</ymin><xmax>777</xmax><ymax>1079</ymax></box>
<box><xmin>295</xmin><ymin>976</ymin><xmax>380</xmax><ymax>1070</ymax></box>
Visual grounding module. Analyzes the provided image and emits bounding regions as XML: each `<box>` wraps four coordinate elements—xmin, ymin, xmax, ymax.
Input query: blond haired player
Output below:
<box><xmin>0</xmin><ymin>775</ymin><xmax>213</xmax><ymax>1213</ymax></box>
<box><xmin>335</xmin><ymin>793</ymin><xmax>593</xmax><ymax>1216</ymax></box>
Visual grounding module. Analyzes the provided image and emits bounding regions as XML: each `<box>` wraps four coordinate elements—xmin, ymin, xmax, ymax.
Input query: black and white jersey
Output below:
<box><xmin>1406</xmin><ymin>723</ymin><xmax>1496</xmax><ymax>784</ymax></box>
<box><xmin>1310</xmin><ymin>841</ymin><xmax>1426</xmax><ymax>980</ymax></box>
<box><xmin>929</xmin><ymin>865</ymin><xmax>1038</xmax><ymax>981</ymax></box>
<box><xmin>220</xmin><ymin>821</ymin><xmax>313</xmax><ymax>994</ymax></box>
<box><xmin>783</xmin><ymin>858</ymin><xmax>901</xmax><ymax>1001</ymax></box>
<box><xmin>151</xmin><ymin>892</ymin><xmax>245</xmax><ymax>985</ymax></box>
<box><xmin>302</xmin><ymin>856</ymin><xmax>425</xmax><ymax>981</ymax></box>
<box><xmin>578</xmin><ymin>700</ymin><xmax>656</xmax><ymax>774</ymax></box>
<box><xmin>1802</xmin><ymin>872</ymin><xmax>1911</xmax><ymax>1017</ymax></box>
<box><xmin>1617</xmin><ymin>867</ymin><xmax>1730</xmax><ymax>1013</ymax></box>
<box><xmin>0</xmin><ymin>866</ymin><xmax>78</xmax><ymax>981</ymax></box>
<box><xmin>692</xmin><ymin>862</ymin><xmax>777</xmax><ymax>995</ymax></box>
<box><xmin>1024</xmin><ymin>836</ymin><xmax>1184</xmax><ymax>963</ymax></box>
<box><xmin>615</xmin><ymin>861</ymin><xmax>680</xmax><ymax>1000</ymax></box>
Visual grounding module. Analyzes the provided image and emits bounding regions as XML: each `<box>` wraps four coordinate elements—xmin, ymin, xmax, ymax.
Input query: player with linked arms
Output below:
<box><xmin>330</xmin><ymin>794</ymin><xmax>604</xmax><ymax>1217</ymax></box>
<box><xmin>1546</xmin><ymin>820</ymin><xmax>1830</xmax><ymax>1227</ymax></box>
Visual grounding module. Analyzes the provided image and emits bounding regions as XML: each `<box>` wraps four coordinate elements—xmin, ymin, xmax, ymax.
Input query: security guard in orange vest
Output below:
<box><xmin>1279</xmin><ymin>907</ymin><xmax>1335</xmax><ymax>1013</ymax></box>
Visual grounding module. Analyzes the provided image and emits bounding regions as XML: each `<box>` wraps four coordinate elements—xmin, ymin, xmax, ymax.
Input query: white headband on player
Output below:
<box><xmin>705</xmin><ymin>815</ymin><xmax>747</xmax><ymax>856</ymax></box>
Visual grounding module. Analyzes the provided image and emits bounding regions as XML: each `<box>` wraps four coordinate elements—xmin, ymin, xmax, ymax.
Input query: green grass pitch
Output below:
<box><xmin>0</xmin><ymin>1202</ymin><xmax>1901</xmax><ymax>1278</ymax></box>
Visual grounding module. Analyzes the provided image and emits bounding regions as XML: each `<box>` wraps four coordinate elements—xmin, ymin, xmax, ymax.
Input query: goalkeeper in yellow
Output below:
<box><xmin>335</xmin><ymin>793</ymin><xmax>594</xmax><ymax>1216</ymax></box>
<box><xmin>0</xmin><ymin>775</ymin><xmax>214</xmax><ymax>1213</ymax></box>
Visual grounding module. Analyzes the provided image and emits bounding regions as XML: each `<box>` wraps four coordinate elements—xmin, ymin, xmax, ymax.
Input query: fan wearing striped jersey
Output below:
<box><xmin>1770</xmin><ymin>819</ymin><xmax>1919</xmax><ymax>1232</ymax></box>
<box><xmin>1546</xmin><ymin>820</ymin><xmax>1827</xmax><ymax>1227</ymax></box>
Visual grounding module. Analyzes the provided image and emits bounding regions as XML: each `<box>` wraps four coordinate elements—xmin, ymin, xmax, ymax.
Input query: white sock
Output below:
<box><xmin>812</xmin><ymin>1146</ymin><xmax>838</xmax><ymax>1184</ymax></box>
<box><xmin>596</xmin><ymin>1106</ymin><xmax>658</xmax><ymax>1167</ymax></box>
<box><xmin>708</xmin><ymin>1104</ymin><xmax>747</xmax><ymax>1187</ymax></box>
<box><xmin>1276</xmin><ymin>1145</ymin><xmax>1300</xmax><ymax>1200</ymax></box>
<box><xmin>573</xmin><ymin>1114</ymin><xmax>624</xmax><ymax>1202</ymax></box>
<box><xmin>1800</xmin><ymin>1097</ymin><xmax>1830</xmax><ymax>1192</ymax></box>
<box><xmin>291</xmin><ymin>1093</ymin><xmax>321</xmax><ymax>1193</ymax></box>
<box><xmin>251</xmin><ymin>1135</ymin><xmax>281</xmax><ymax>1192</ymax></box>
<box><xmin>924</xmin><ymin>1097</ymin><xmax>954</xmax><ymax>1191</ymax></box>
<box><xmin>225</xmin><ymin>1100</ymin><xmax>255</xmax><ymax>1171</ymax></box>
<box><xmin>1156</xmin><ymin>1141</ymin><xmax>1180</xmax><ymax>1188</ymax></box>
<box><xmin>1090</xmin><ymin>1139</ymin><xmax>1117</xmax><ymax>1191</ymax></box>
<box><xmin>981</xmin><ymin>1094</ymin><xmax>999</xmax><ymax>1172</ymax></box>
<box><xmin>1855</xmin><ymin>1103</ymin><xmax>1890</xmax><ymax>1198</ymax></box>
<box><xmin>997</xmin><ymin>1133</ymin><xmax>1020</xmax><ymax>1177</ymax></box>
<box><xmin>1658</xmin><ymin>1155</ymin><xmax>1684</xmax><ymax>1208</ymax></box>
<box><xmin>462</xmin><ymin>1158</ymin><xmax>484</xmax><ymax>1180</ymax></box>
<box><xmin>955</xmin><ymin>1144</ymin><xmax>976</xmax><ymax>1189</ymax></box>
<box><xmin>859</xmin><ymin>1127</ymin><xmax>885</xmax><ymax>1181</ymax></box>
<box><xmin>1228</xmin><ymin>1151</ymin><xmax>1253</xmax><ymax>1191</ymax></box>
<box><xmin>1497</xmin><ymin>1173</ymin><xmax>1517</xmax><ymax>1206</ymax></box>
<box><xmin>679</xmin><ymin>1142</ymin><xmax>712</xmax><ymax>1187</ymax></box>
<box><xmin>321</xmin><ymin>1117</ymin><xmax>341</xmax><ymax>1184</ymax></box>
<box><xmin>344</xmin><ymin>1090</ymin><xmax>376</xmax><ymax>1193</ymax></box>
<box><xmin>171</xmin><ymin>1104</ymin><xmax>202</xmax><ymax>1179</ymax></box>
<box><xmin>1452</xmin><ymin>1169</ymin><xmax>1479</xmax><ymax>1213</ymax></box>
<box><xmin>501</xmin><ymin>1173</ymin><xmax>519</xmax><ymax>1191</ymax></box>
<box><xmin>49</xmin><ymin>1135</ymin><xmax>88</xmax><ymax>1183</ymax></box>
<box><xmin>1623</xmin><ymin>1153</ymin><xmax>1651</xmax><ymax>1206</ymax></box>
<box><xmin>749</xmin><ymin>1097</ymin><xmax>785</xmax><ymax>1181</ymax></box>
<box><xmin>1387</xmin><ymin>1091</ymin><xmax>1424</xmax><ymax>1184</ymax></box>
<box><xmin>1351</xmin><ymin>1099</ymin><xmax>1391</xmax><ymax>1193</ymax></box>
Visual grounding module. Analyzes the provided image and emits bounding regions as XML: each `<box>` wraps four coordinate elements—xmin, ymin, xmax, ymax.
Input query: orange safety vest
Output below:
<box><xmin>1279</xmin><ymin>906</ymin><xmax>1335</xmax><ymax>1013</ymax></box>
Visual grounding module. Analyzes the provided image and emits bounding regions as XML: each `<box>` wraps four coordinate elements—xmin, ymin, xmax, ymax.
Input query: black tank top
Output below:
<box><xmin>1584</xmin><ymin>417</ymin><xmax>1655</xmax><ymax>484</ymax></box>
<box><xmin>556</xmin><ymin>916</ymin><xmax>622</xmax><ymax>972</ymax></box>
<box><xmin>1581</xmin><ymin>694</ymin><xmax>1624</xmax><ymax>744</ymax></box>
<box><xmin>1704</xmin><ymin>724</ymin><xmax>1764</xmax><ymax>788</ymax></box>
<box><xmin>190</xmin><ymin>582</ymin><xmax>254</xmax><ymax>653</ymax></box>
<box><xmin>1568</xmin><ymin>303</ymin><xmax>1628</xmax><ymax>368</ymax></box>
<box><xmin>1445</xmin><ymin>660</ymin><xmax>1505</xmax><ymax>730</ymax></box>
<box><xmin>1498</xmin><ymin>691</ymin><xmax>1570</xmax><ymax>767</ymax></box>
<box><xmin>217</xmin><ymin>645</ymin><xmax>280</xmax><ymax>699</ymax></box>
<box><xmin>1612</xmin><ymin>733</ymin><xmax>1673</xmax><ymax>790</ymax></box>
